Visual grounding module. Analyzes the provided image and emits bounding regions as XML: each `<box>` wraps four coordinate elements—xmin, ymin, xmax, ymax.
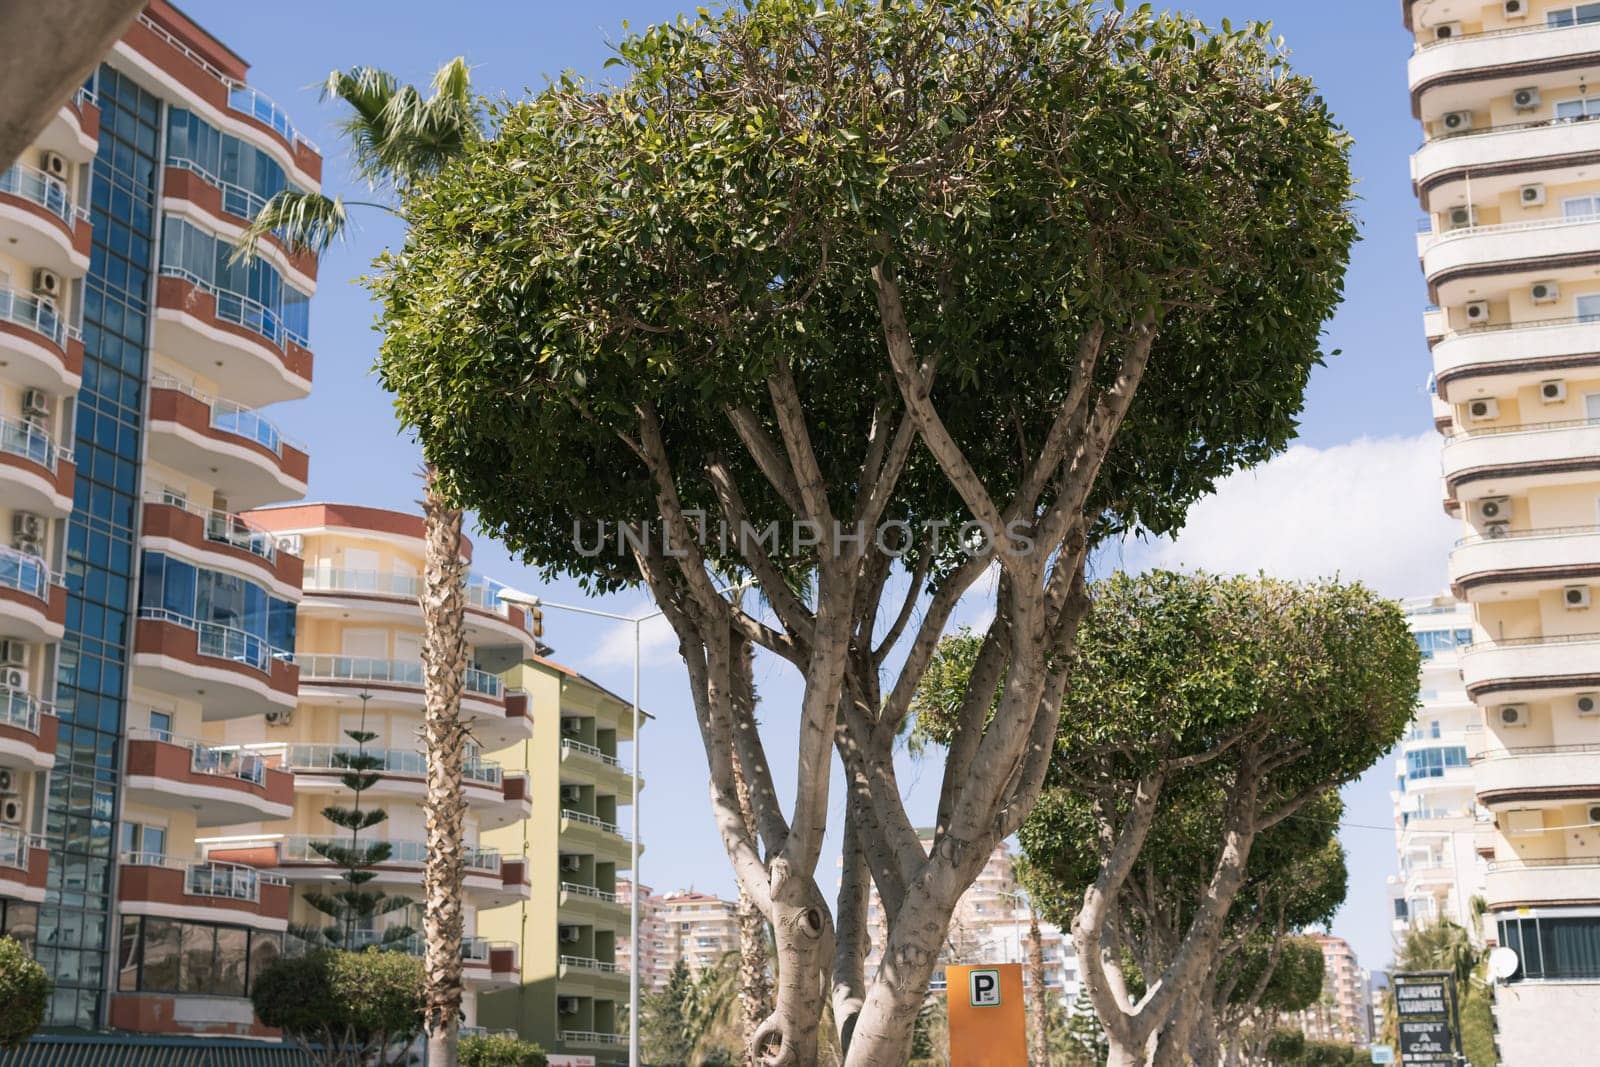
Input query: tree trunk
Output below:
<box><xmin>1027</xmin><ymin>906</ymin><xmax>1050</xmax><ymax>1067</ymax></box>
<box><xmin>733</xmin><ymin>746</ymin><xmax>774</xmax><ymax>1063</ymax></box>
<box><xmin>421</xmin><ymin>467</ymin><xmax>468</xmax><ymax>1067</ymax></box>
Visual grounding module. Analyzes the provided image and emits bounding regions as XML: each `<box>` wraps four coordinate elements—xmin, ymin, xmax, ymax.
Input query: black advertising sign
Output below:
<box><xmin>1393</xmin><ymin>972</ymin><xmax>1459</xmax><ymax>1066</ymax></box>
<box><xmin>1398</xmin><ymin>1020</ymin><xmax>1455</xmax><ymax>1065</ymax></box>
<box><xmin>1393</xmin><ymin>977</ymin><xmax>1450</xmax><ymax>1017</ymax></box>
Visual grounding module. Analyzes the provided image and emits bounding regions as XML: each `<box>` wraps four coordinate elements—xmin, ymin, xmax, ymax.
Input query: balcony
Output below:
<box><xmin>559</xmin><ymin>881</ymin><xmax>627</xmax><ymax>920</ymax></box>
<box><xmin>1441</xmin><ymin>420</ymin><xmax>1600</xmax><ymax>505</ymax></box>
<box><xmin>1485</xmin><ymin>856</ymin><xmax>1600</xmax><ymax>909</ymax></box>
<box><xmin>0</xmin><ymin>286</ymin><xmax>82</xmax><ymax>392</ymax></box>
<box><xmin>146</xmin><ymin>377</ymin><xmax>309</xmax><ymax>510</ymax></box>
<box><xmin>34</xmin><ymin>87</ymin><xmax>100</xmax><ymax>164</ymax></box>
<box><xmin>0</xmin><ymin>164</ymin><xmax>90</xmax><ymax>276</ymax></box>
<box><xmin>0</xmin><ymin>415</ymin><xmax>73</xmax><ymax>516</ymax></box>
<box><xmin>1421</xmin><ymin>214</ymin><xmax>1600</xmax><ymax>304</ymax></box>
<box><xmin>124</xmin><ymin>728</ymin><xmax>294</xmax><ymax>825</ymax></box>
<box><xmin>153</xmin><ymin>273</ymin><xmax>311</xmax><ymax>407</ymax></box>
<box><xmin>1414</xmin><ymin>113</ymin><xmax>1600</xmax><ymax>211</ymax></box>
<box><xmin>560</xmin><ymin>1031</ymin><xmax>626</xmax><ymax>1049</ymax></box>
<box><xmin>1408</xmin><ymin>18</ymin><xmax>1600</xmax><ymax>116</ymax></box>
<box><xmin>245</xmin><ymin>834</ymin><xmax>523</xmax><ymax>908</ymax></box>
<box><xmin>161</xmin><ymin>166</ymin><xmax>318</xmax><ymax>285</ymax></box>
<box><xmin>1452</xmin><ymin>525</ymin><xmax>1600</xmax><ymax>600</ymax></box>
<box><xmin>1460</xmin><ymin>631</ymin><xmax>1600</xmax><ymax>702</ymax></box>
<box><xmin>285</xmin><ymin>931</ymin><xmax>517</xmax><ymax>986</ymax></box>
<box><xmin>282</xmin><ymin>743</ymin><xmax>511</xmax><ymax>817</ymax></box>
<box><xmin>0</xmin><ymin>828</ymin><xmax>47</xmax><ymax>903</ymax></box>
<box><xmin>0</xmin><ymin>689</ymin><xmax>58</xmax><ymax>772</ymax></box>
<box><xmin>560</xmin><ymin>738</ymin><xmax>639</xmax><ymax>798</ymax></box>
<box><xmin>295</xmin><ymin>655</ymin><xmax>525</xmax><ymax>747</ymax></box>
<box><xmin>1432</xmin><ymin>316</ymin><xmax>1600</xmax><ymax>402</ymax></box>
<box><xmin>118</xmin><ymin>853</ymin><xmax>290</xmax><ymax>930</ymax></box>
<box><xmin>131</xmin><ymin>608</ymin><xmax>298</xmax><ymax>718</ymax></box>
<box><xmin>140</xmin><ymin>497</ymin><xmax>302</xmax><ymax>595</ymax></box>
<box><xmin>0</xmin><ymin>545</ymin><xmax>65</xmax><ymax>643</ymax></box>
<box><xmin>464</xmin><ymin>579</ymin><xmax>544</xmax><ymax>664</ymax></box>
<box><xmin>1474</xmin><ymin>743</ymin><xmax>1600</xmax><ymax>805</ymax></box>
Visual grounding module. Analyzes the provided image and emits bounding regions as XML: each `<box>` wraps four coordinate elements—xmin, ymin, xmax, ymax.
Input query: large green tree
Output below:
<box><xmin>371</xmin><ymin>2</ymin><xmax>1355</xmax><ymax>1061</ymax></box>
<box><xmin>1002</xmin><ymin>573</ymin><xmax>1416</xmax><ymax>1065</ymax></box>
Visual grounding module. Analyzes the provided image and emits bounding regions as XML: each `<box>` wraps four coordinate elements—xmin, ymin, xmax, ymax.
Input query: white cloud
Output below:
<box><xmin>585</xmin><ymin>608</ymin><xmax>680</xmax><ymax>670</ymax></box>
<box><xmin>1112</xmin><ymin>432</ymin><xmax>1456</xmax><ymax>600</ymax></box>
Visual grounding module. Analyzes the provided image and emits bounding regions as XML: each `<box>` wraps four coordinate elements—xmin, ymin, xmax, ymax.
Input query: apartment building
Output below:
<box><xmin>1296</xmin><ymin>935</ymin><xmax>1371</xmax><ymax>1046</ymax></box>
<box><xmin>0</xmin><ymin>0</ymin><xmax>325</xmax><ymax>1033</ymax></box>
<box><xmin>478</xmin><ymin>656</ymin><xmax>642</xmax><ymax>1065</ymax></box>
<box><xmin>1407</xmin><ymin>2</ymin><xmax>1600</xmax><ymax>1060</ymax></box>
<box><xmin>627</xmin><ymin>888</ymin><xmax>741</xmax><ymax>982</ymax></box>
<box><xmin>1388</xmin><ymin>596</ymin><xmax>1490</xmax><ymax>942</ymax></box>
<box><xmin>614</xmin><ymin>879</ymin><xmax>673</xmax><ymax>989</ymax></box>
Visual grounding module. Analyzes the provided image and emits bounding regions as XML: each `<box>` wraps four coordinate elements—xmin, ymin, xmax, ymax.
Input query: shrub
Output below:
<box><xmin>251</xmin><ymin>948</ymin><xmax>424</xmax><ymax>1065</ymax></box>
<box><xmin>459</xmin><ymin>1032</ymin><xmax>549</xmax><ymax>1067</ymax></box>
<box><xmin>0</xmin><ymin>936</ymin><xmax>50</xmax><ymax>1049</ymax></box>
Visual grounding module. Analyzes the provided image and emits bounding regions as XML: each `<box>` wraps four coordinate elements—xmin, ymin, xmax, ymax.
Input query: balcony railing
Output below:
<box><xmin>285</xmin><ymin>930</ymin><xmax>497</xmax><ymax>963</ymax></box>
<box><xmin>560</xmin><ymin>1031</ymin><xmax>626</xmax><ymax>1046</ymax></box>
<box><xmin>150</xmin><ymin>374</ymin><xmax>302</xmax><ymax>456</ymax></box>
<box><xmin>0</xmin><ymin>286</ymin><xmax>69</xmax><ymax>346</ymax></box>
<box><xmin>1421</xmin><ymin>210</ymin><xmax>1600</xmax><ymax>251</ymax></box>
<box><xmin>156</xmin><ymin>265</ymin><xmax>303</xmax><ymax>348</ymax></box>
<box><xmin>1474</xmin><ymin>741</ymin><xmax>1600</xmax><ymax>761</ymax></box>
<box><xmin>561</xmin><ymin>738</ymin><xmax>625</xmax><ymax>770</ymax></box>
<box><xmin>284</xmin><ymin>743</ymin><xmax>501</xmax><ymax>785</ymax></box>
<box><xmin>0</xmin><ymin>827</ymin><xmax>29</xmax><ymax>869</ymax></box>
<box><xmin>1487</xmin><ymin>855</ymin><xmax>1600</xmax><ymax>873</ymax></box>
<box><xmin>1414</xmin><ymin>13</ymin><xmax>1599</xmax><ymax>52</ymax></box>
<box><xmin>1444</xmin><ymin>312</ymin><xmax>1600</xmax><ymax>338</ymax></box>
<box><xmin>0</xmin><ymin>414</ymin><xmax>68</xmax><ymax>472</ymax></box>
<box><xmin>1449</xmin><ymin>417</ymin><xmax>1600</xmax><ymax>441</ymax></box>
<box><xmin>562</xmin><ymin>809</ymin><xmax>628</xmax><ymax>840</ymax></box>
<box><xmin>1467</xmin><ymin>631</ymin><xmax>1600</xmax><ymax>651</ymax></box>
<box><xmin>144</xmin><ymin>491</ymin><xmax>282</xmax><ymax>563</ymax></box>
<box><xmin>1456</xmin><ymin>523</ymin><xmax>1600</xmax><ymax>548</ymax></box>
<box><xmin>135</xmin><ymin>606</ymin><xmax>283</xmax><ymax>674</ymax></box>
<box><xmin>561</xmin><ymin>881</ymin><xmax>621</xmax><ymax>903</ymax></box>
<box><xmin>279</xmin><ymin>834</ymin><xmax>500</xmax><ymax>872</ymax></box>
<box><xmin>0</xmin><ymin>163</ymin><xmax>85</xmax><ymax>227</ymax></box>
<box><xmin>560</xmin><ymin>955</ymin><xmax>621</xmax><ymax>973</ymax></box>
<box><xmin>304</xmin><ymin>569</ymin><xmax>420</xmax><ymax>597</ymax></box>
<box><xmin>0</xmin><ymin>688</ymin><xmax>45</xmax><ymax>734</ymax></box>
<box><xmin>0</xmin><ymin>543</ymin><xmax>53</xmax><ymax>601</ymax></box>
<box><xmin>127</xmin><ymin>726</ymin><xmax>272</xmax><ymax>786</ymax></box>
<box><xmin>295</xmin><ymin>655</ymin><xmax>502</xmax><ymax>699</ymax></box>
<box><xmin>120</xmin><ymin>852</ymin><xmax>285</xmax><ymax>901</ymax></box>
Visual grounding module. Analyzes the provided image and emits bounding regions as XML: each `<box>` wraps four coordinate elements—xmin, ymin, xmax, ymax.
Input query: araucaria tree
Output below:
<box><xmin>1012</xmin><ymin>573</ymin><xmax>1418</xmax><ymax>1065</ymax></box>
<box><xmin>371</xmin><ymin>2</ymin><xmax>1355</xmax><ymax>1062</ymax></box>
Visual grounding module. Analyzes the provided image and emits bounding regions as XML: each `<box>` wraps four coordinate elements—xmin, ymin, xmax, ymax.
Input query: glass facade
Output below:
<box><xmin>1405</xmin><ymin>745</ymin><xmax>1470</xmax><ymax>781</ymax></box>
<box><xmin>136</xmin><ymin>551</ymin><xmax>297</xmax><ymax>661</ymax></box>
<box><xmin>1413</xmin><ymin>628</ymin><xmax>1473</xmax><ymax>660</ymax></box>
<box><xmin>1498</xmin><ymin>915</ymin><xmax>1600</xmax><ymax>981</ymax></box>
<box><xmin>43</xmin><ymin>64</ymin><xmax>162</xmax><ymax>1029</ymax></box>
<box><xmin>159</xmin><ymin>217</ymin><xmax>310</xmax><ymax>345</ymax></box>
<box><xmin>165</xmin><ymin>108</ymin><xmax>304</xmax><ymax>216</ymax></box>
<box><xmin>116</xmin><ymin>916</ymin><xmax>281</xmax><ymax>997</ymax></box>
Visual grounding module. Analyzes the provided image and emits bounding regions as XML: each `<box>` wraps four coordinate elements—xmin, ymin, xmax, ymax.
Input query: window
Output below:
<box><xmin>1413</xmin><ymin>628</ymin><xmax>1473</xmax><ymax>659</ymax></box>
<box><xmin>147</xmin><ymin>710</ymin><xmax>172</xmax><ymax>741</ymax></box>
<box><xmin>120</xmin><ymin>822</ymin><xmax>166</xmax><ymax>859</ymax></box>
<box><xmin>1497</xmin><ymin>915</ymin><xmax>1600</xmax><ymax>980</ymax></box>
<box><xmin>1563</xmin><ymin>195</ymin><xmax>1600</xmax><ymax>219</ymax></box>
<box><xmin>1579</xmin><ymin>295</ymin><xmax>1600</xmax><ymax>324</ymax></box>
<box><xmin>116</xmin><ymin>916</ymin><xmax>279</xmax><ymax>997</ymax></box>
<box><xmin>1405</xmin><ymin>746</ymin><xmax>1469</xmax><ymax>780</ymax></box>
<box><xmin>1549</xmin><ymin>4</ymin><xmax>1600</xmax><ymax>27</ymax></box>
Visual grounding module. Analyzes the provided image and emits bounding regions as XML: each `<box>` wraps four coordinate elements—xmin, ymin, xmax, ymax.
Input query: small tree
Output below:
<box><xmin>300</xmin><ymin>709</ymin><xmax>413</xmax><ymax>949</ymax></box>
<box><xmin>1063</xmin><ymin>987</ymin><xmax>1109</xmax><ymax>1067</ymax></box>
<box><xmin>0</xmin><ymin>936</ymin><xmax>50</xmax><ymax>1049</ymax></box>
<box><xmin>642</xmin><ymin>960</ymin><xmax>699</xmax><ymax>1066</ymax></box>
<box><xmin>251</xmin><ymin>948</ymin><xmax>425</xmax><ymax>1066</ymax></box>
<box><xmin>459</xmin><ymin>1032</ymin><xmax>549</xmax><ymax>1067</ymax></box>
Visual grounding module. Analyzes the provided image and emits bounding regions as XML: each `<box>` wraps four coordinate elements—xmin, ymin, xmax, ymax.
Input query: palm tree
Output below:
<box><xmin>235</xmin><ymin>59</ymin><xmax>481</xmax><ymax>1067</ymax></box>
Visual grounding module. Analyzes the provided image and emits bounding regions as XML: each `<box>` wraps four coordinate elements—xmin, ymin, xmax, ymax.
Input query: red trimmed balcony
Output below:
<box><xmin>0</xmin><ymin>163</ymin><xmax>91</xmax><ymax>277</ymax></box>
<box><xmin>161</xmin><ymin>167</ymin><xmax>319</xmax><ymax>284</ymax></box>
<box><xmin>140</xmin><ymin>498</ymin><xmax>303</xmax><ymax>595</ymax></box>
<box><xmin>0</xmin><ymin>287</ymin><xmax>83</xmax><ymax>393</ymax></box>
<box><xmin>152</xmin><ymin>275</ymin><xmax>312</xmax><ymax>406</ymax></box>
<box><xmin>132</xmin><ymin>611</ymin><xmax>298</xmax><ymax>719</ymax></box>
<box><xmin>296</xmin><ymin>656</ymin><xmax>529</xmax><ymax>748</ymax></box>
<box><xmin>125</xmin><ymin>730</ymin><xmax>294</xmax><ymax>825</ymax></box>
<box><xmin>36</xmin><ymin>88</ymin><xmax>100</xmax><ymax>164</ymax></box>
<box><xmin>117</xmin><ymin>853</ymin><xmax>290</xmax><ymax>931</ymax></box>
<box><xmin>146</xmin><ymin>379</ymin><xmax>309</xmax><ymax>510</ymax></box>
<box><xmin>0</xmin><ymin>829</ymin><xmax>47</xmax><ymax>904</ymax></box>
<box><xmin>0</xmin><ymin>690</ymin><xmax>57</xmax><ymax>772</ymax></box>
<box><xmin>0</xmin><ymin>546</ymin><xmax>65</xmax><ymax>644</ymax></box>
<box><xmin>0</xmin><ymin>416</ymin><xmax>72</xmax><ymax>518</ymax></box>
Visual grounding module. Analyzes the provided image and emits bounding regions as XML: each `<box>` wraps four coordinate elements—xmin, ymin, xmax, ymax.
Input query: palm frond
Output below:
<box><xmin>322</xmin><ymin>66</ymin><xmax>406</xmax><ymax>189</ymax></box>
<box><xmin>230</xmin><ymin>189</ymin><xmax>351</xmax><ymax>265</ymax></box>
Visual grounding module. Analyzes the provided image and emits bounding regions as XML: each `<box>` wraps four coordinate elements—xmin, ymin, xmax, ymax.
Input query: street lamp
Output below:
<box><xmin>497</xmin><ymin>577</ymin><xmax>752</xmax><ymax>1066</ymax></box>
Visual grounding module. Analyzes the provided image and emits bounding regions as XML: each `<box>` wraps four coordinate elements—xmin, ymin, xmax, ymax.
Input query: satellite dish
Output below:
<box><xmin>1488</xmin><ymin>946</ymin><xmax>1520</xmax><ymax>981</ymax></box>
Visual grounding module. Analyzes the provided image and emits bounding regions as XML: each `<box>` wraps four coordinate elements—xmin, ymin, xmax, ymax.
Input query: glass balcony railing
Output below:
<box><xmin>0</xmin><ymin>543</ymin><xmax>52</xmax><ymax>602</ymax></box>
<box><xmin>295</xmin><ymin>655</ymin><xmax>502</xmax><ymax>699</ymax></box>
<box><xmin>0</xmin><ymin>827</ymin><xmax>28</xmax><ymax>869</ymax></box>
<box><xmin>150</xmin><ymin>374</ymin><xmax>301</xmax><ymax>457</ymax></box>
<box><xmin>286</xmin><ymin>930</ymin><xmax>492</xmax><ymax>963</ymax></box>
<box><xmin>135</xmin><ymin>607</ymin><xmax>282</xmax><ymax>674</ymax></box>
<box><xmin>0</xmin><ymin>164</ymin><xmax>79</xmax><ymax>227</ymax></box>
<box><xmin>0</xmin><ymin>286</ymin><xmax>67</xmax><ymax>346</ymax></box>
<box><xmin>0</xmin><ymin>689</ymin><xmax>45</xmax><ymax>734</ymax></box>
<box><xmin>278</xmin><ymin>834</ymin><xmax>500</xmax><ymax>872</ymax></box>
<box><xmin>119</xmin><ymin>852</ymin><xmax>284</xmax><ymax>901</ymax></box>
<box><xmin>127</xmin><ymin>726</ymin><xmax>272</xmax><ymax>786</ymax></box>
<box><xmin>303</xmin><ymin>569</ymin><xmax>421</xmax><ymax>597</ymax></box>
<box><xmin>145</xmin><ymin>492</ymin><xmax>281</xmax><ymax>563</ymax></box>
<box><xmin>284</xmin><ymin>743</ymin><xmax>501</xmax><ymax>785</ymax></box>
<box><xmin>0</xmin><ymin>414</ymin><xmax>66</xmax><ymax>472</ymax></box>
<box><xmin>227</xmin><ymin>85</ymin><xmax>316</xmax><ymax>152</ymax></box>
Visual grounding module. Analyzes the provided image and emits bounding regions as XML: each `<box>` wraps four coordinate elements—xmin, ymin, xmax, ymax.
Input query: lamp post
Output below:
<box><xmin>497</xmin><ymin>578</ymin><xmax>751</xmax><ymax>1066</ymax></box>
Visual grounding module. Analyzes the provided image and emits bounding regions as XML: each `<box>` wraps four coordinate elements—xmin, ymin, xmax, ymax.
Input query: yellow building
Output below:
<box><xmin>1406</xmin><ymin>2</ymin><xmax>1600</xmax><ymax>1061</ymax></box>
<box><xmin>478</xmin><ymin>656</ymin><xmax>642</xmax><ymax>1065</ymax></box>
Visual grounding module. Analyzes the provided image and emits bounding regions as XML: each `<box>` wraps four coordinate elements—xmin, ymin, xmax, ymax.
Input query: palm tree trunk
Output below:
<box><xmin>421</xmin><ymin>466</ymin><xmax>469</xmax><ymax>1067</ymax></box>
<box><xmin>1027</xmin><ymin>905</ymin><xmax>1050</xmax><ymax>1067</ymax></box>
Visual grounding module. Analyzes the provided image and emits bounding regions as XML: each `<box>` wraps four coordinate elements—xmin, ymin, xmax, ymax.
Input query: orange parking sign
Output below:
<box><xmin>946</xmin><ymin>963</ymin><xmax>1029</xmax><ymax>1067</ymax></box>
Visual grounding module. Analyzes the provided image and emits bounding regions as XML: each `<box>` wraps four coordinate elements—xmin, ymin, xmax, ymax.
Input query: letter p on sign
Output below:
<box><xmin>970</xmin><ymin>969</ymin><xmax>1001</xmax><ymax>1007</ymax></box>
<box><xmin>946</xmin><ymin>964</ymin><xmax>1028</xmax><ymax>1066</ymax></box>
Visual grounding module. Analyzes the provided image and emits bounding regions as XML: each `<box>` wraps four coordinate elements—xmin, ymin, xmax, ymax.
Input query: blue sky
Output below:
<box><xmin>184</xmin><ymin>0</ymin><xmax>1451</xmax><ymax>975</ymax></box>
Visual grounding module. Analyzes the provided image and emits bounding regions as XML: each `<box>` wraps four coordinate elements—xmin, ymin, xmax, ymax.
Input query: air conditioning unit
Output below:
<box><xmin>1588</xmin><ymin>804</ymin><xmax>1600</xmax><ymax>825</ymax></box>
<box><xmin>1512</xmin><ymin>86</ymin><xmax>1541</xmax><ymax>112</ymax></box>
<box><xmin>21</xmin><ymin>388</ymin><xmax>50</xmax><ymax>418</ymax></box>
<box><xmin>1498</xmin><ymin>704</ymin><xmax>1529</xmax><ymax>728</ymax></box>
<box><xmin>0</xmin><ymin>769</ymin><xmax>14</xmax><ymax>793</ymax></box>
<box><xmin>1577</xmin><ymin>693</ymin><xmax>1599</xmax><ymax>716</ymax></box>
<box><xmin>1442</xmin><ymin>110</ymin><xmax>1473</xmax><ymax>133</ymax></box>
<box><xmin>1478</xmin><ymin>496</ymin><xmax>1512</xmax><ymax>522</ymax></box>
<box><xmin>1565</xmin><ymin>584</ymin><xmax>1592</xmax><ymax>609</ymax></box>
<box><xmin>1485</xmin><ymin>520</ymin><xmax>1511</xmax><ymax>540</ymax></box>
<box><xmin>1531</xmin><ymin>281</ymin><xmax>1561</xmax><ymax>304</ymax></box>
<box><xmin>559</xmin><ymin>854</ymin><xmax>582</xmax><ymax>873</ymax></box>
<box><xmin>265</xmin><ymin>709</ymin><xmax>293</xmax><ymax>727</ymax></box>
<box><xmin>11</xmin><ymin>513</ymin><xmax>44</xmax><ymax>542</ymax></box>
<box><xmin>559</xmin><ymin>925</ymin><xmax>581</xmax><ymax>944</ymax></box>
<box><xmin>1504</xmin><ymin>0</ymin><xmax>1529</xmax><ymax>18</ymax></box>
<box><xmin>1464</xmin><ymin>300</ymin><xmax>1491</xmax><ymax>324</ymax></box>
<box><xmin>560</xmin><ymin>784</ymin><xmax>582</xmax><ymax>804</ymax></box>
<box><xmin>1467</xmin><ymin>397</ymin><xmax>1499</xmax><ymax>421</ymax></box>
<box><xmin>31</xmin><ymin>268</ymin><xmax>60</xmax><ymax>299</ymax></box>
<box><xmin>557</xmin><ymin>997</ymin><xmax>580</xmax><ymax>1015</ymax></box>
<box><xmin>12</xmin><ymin>539</ymin><xmax>40</xmax><ymax>558</ymax></box>
<box><xmin>1447</xmin><ymin>205</ymin><xmax>1476</xmax><ymax>228</ymax></box>
<box><xmin>0</xmin><ymin>669</ymin><xmax>24</xmax><ymax>692</ymax></box>
<box><xmin>39</xmin><ymin>150</ymin><xmax>69</xmax><ymax>181</ymax></box>
<box><xmin>1521</xmin><ymin>183</ymin><xmax>1546</xmax><ymax>207</ymax></box>
<box><xmin>0</xmin><ymin>641</ymin><xmax>25</xmax><ymax>667</ymax></box>
<box><xmin>1541</xmin><ymin>379</ymin><xmax>1568</xmax><ymax>404</ymax></box>
<box><xmin>1504</xmin><ymin>809</ymin><xmax>1544</xmax><ymax>834</ymax></box>
<box><xmin>1435</xmin><ymin>22</ymin><xmax>1463</xmax><ymax>40</ymax></box>
<box><xmin>275</xmin><ymin>534</ymin><xmax>302</xmax><ymax>555</ymax></box>
<box><xmin>0</xmin><ymin>797</ymin><xmax>20</xmax><ymax>826</ymax></box>
<box><xmin>560</xmin><ymin>716</ymin><xmax>583</xmax><ymax>736</ymax></box>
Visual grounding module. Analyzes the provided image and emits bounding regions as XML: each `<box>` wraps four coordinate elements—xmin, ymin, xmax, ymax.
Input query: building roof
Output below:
<box><xmin>529</xmin><ymin>653</ymin><xmax>656</xmax><ymax>721</ymax></box>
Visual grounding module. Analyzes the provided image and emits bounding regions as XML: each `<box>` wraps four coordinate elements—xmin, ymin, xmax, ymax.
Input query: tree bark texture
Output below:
<box><xmin>1028</xmin><ymin>906</ymin><xmax>1050</xmax><ymax>1067</ymax></box>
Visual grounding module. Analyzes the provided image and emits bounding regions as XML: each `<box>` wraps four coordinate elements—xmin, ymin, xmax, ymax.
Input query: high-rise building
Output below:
<box><xmin>1405</xmin><ymin>3</ymin><xmax>1600</xmax><ymax>1061</ymax></box>
<box><xmin>0</xmin><ymin>1</ymin><xmax>323</xmax><ymax>1034</ymax></box>
<box><xmin>614</xmin><ymin>879</ymin><xmax>673</xmax><ymax>989</ymax></box>
<box><xmin>620</xmin><ymin>887</ymin><xmax>740</xmax><ymax>984</ymax></box>
<box><xmin>478</xmin><ymin>656</ymin><xmax>641</xmax><ymax>1064</ymax></box>
<box><xmin>1388</xmin><ymin>596</ymin><xmax>1489</xmax><ymax>941</ymax></box>
<box><xmin>1296</xmin><ymin>935</ymin><xmax>1370</xmax><ymax>1046</ymax></box>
